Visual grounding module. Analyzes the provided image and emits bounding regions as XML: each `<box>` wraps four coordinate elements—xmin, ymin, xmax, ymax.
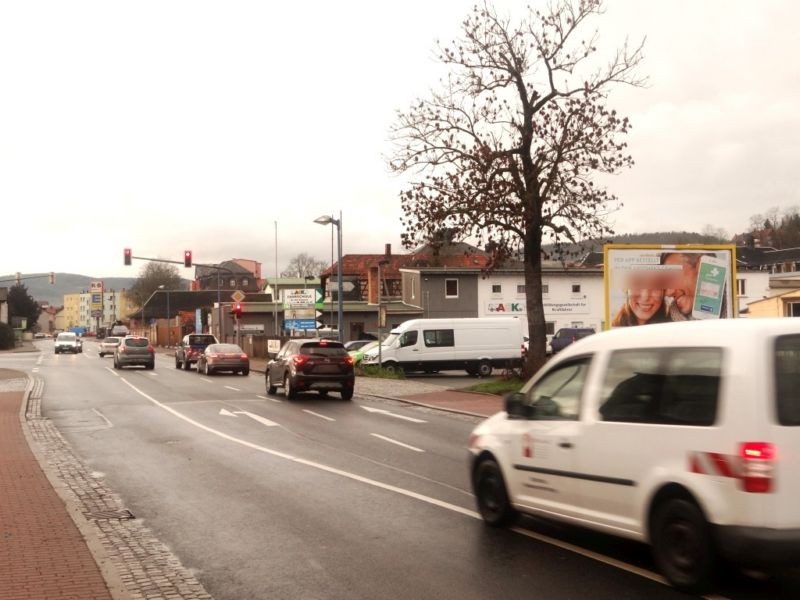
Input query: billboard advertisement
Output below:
<box><xmin>603</xmin><ymin>244</ymin><xmax>737</xmax><ymax>329</ymax></box>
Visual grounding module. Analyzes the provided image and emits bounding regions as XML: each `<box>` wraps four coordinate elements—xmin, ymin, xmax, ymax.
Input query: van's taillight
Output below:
<box><xmin>739</xmin><ymin>442</ymin><xmax>775</xmax><ymax>493</ymax></box>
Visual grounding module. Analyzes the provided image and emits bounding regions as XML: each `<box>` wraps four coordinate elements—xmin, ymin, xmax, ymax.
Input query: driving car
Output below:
<box><xmin>114</xmin><ymin>336</ymin><xmax>155</xmax><ymax>370</ymax></box>
<box><xmin>548</xmin><ymin>327</ymin><xmax>595</xmax><ymax>354</ymax></box>
<box><xmin>265</xmin><ymin>338</ymin><xmax>355</xmax><ymax>400</ymax></box>
<box><xmin>175</xmin><ymin>334</ymin><xmax>219</xmax><ymax>370</ymax></box>
<box><xmin>195</xmin><ymin>343</ymin><xmax>249</xmax><ymax>376</ymax></box>
<box><xmin>54</xmin><ymin>332</ymin><xmax>81</xmax><ymax>354</ymax></box>
<box><xmin>98</xmin><ymin>336</ymin><xmax>121</xmax><ymax>357</ymax></box>
<box><xmin>469</xmin><ymin>318</ymin><xmax>800</xmax><ymax>592</ymax></box>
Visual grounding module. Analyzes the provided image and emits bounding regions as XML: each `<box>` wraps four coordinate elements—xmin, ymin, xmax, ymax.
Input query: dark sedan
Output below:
<box><xmin>265</xmin><ymin>339</ymin><xmax>354</xmax><ymax>400</ymax></box>
<box><xmin>196</xmin><ymin>343</ymin><xmax>250</xmax><ymax>376</ymax></box>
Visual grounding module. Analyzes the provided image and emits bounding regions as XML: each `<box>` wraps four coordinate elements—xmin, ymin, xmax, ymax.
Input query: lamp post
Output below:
<box><xmin>158</xmin><ymin>285</ymin><xmax>170</xmax><ymax>346</ymax></box>
<box><xmin>377</xmin><ymin>259</ymin><xmax>389</xmax><ymax>367</ymax></box>
<box><xmin>314</xmin><ymin>212</ymin><xmax>343</xmax><ymax>342</ymax></box>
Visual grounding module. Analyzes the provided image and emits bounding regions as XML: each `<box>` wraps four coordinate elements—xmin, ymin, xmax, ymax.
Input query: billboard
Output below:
<box><xmin>603</xmin><ymin>244</ymin><xmax>737</xmax><ymax>329</ymax></box>
<box><xmin>90</xmin><ymin>280</ymin><xmax>104</xmax><ymax>313</ymax></box>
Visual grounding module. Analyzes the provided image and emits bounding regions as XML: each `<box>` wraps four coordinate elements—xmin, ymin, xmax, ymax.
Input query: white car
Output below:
<box><xmin>469</xmin><ymin>318</ymin><xmax>800</xmax><ymax>592</ymax></box>
<box><xmin>98</xmin><ymin>336</ymin><xmax>121</xmax><ymax>357</ymax></box>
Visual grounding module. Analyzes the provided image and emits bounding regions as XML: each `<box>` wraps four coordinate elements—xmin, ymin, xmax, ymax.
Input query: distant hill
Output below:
<box><xmin>0</xmin><ymin>273</ymin><xmax>138</xmax><ymax>306</ymax></box>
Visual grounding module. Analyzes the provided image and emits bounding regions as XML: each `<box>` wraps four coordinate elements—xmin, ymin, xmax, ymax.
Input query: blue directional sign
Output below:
<box><xmin>284</xmin><ymin>318</ymin><xmax>318</xmax><ymax>330</ymax></box>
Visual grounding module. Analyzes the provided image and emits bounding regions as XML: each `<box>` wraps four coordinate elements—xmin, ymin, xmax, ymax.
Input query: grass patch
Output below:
<box><xmin>356</xmin><ymin>365</ymin><xmax>406</xmax><ymax>379</ymax></box>
<box><xmin>466</xmin><ymin>377</ymin><xmax>525</xmax><ymax>396</ymax></box>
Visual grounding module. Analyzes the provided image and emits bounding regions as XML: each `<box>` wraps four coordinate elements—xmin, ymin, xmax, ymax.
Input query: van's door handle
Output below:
<box><xmin>558</xmin><ymin>441</ymin><xmax>574</xmax><ymax>449</ymax></box>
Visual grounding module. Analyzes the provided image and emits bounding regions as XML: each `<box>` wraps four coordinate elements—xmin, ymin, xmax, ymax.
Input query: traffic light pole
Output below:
<box><xmin>0</xmin><ymin>273</ymin><xmax>56</xmax><ymax>285</ymax></box>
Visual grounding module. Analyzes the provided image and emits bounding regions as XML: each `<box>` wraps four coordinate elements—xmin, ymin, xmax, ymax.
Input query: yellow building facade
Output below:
<box><xmin>746</xmin><ymin>289</ymin><xmax>800</xmax><ymax>318</ymax></box>
<box><xmin>62</xmin><ymin>293</ymin><xmax>81</xmax><ymax>330</ymax></box>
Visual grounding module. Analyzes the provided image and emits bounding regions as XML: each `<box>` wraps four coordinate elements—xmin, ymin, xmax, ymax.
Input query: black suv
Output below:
<box><xmin>175</xmin><ymin>334</ymin><xmax>219</xmax><ymax>370</ymax></box>
<box><xmin>265</xmin><ymin>339</ymin><xmax>355</xmax><ymax>401</ymax></box>
<box><xmin>549</xmin><ymin>327</ymin><xmax>595</xmax><ymax>354</ymax></box>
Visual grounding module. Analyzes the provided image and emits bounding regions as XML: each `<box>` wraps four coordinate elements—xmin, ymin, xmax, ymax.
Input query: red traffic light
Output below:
<box><xmin>233</xmin><ymin>302</ymin><xmax>243</xmax><ymax>318</ymax></box>
<box><xmin>184</xmin><ymin>250</ymin><xmax>192</xmax><ymax>268</ymax></box>
<box><xmin>124</xmin><ymin>248</ymin><xmax>132</xmax><ymax>266</ymax></box>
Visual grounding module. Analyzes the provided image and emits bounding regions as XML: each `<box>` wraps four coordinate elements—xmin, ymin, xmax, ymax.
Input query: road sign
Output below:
<box><xmin>90</xmin><ymin>281</ymin><xmax>104</xmax><ymax>293</ymax></box>
<box><xmin>283</xmin><ymin>288</ymin><xmax>316</xmax><ymax>308</ymax></box>
<box><xmin>231</xmin><ymin>290</ymin><xmax>246</xmax><ymax>303</ymax></box>
<box><xmin>239</xmin><ymin>324</ymin><xmax>265</xmax><ymax>333</ymax></box>
<box><xmin>91</xmin><ymin>309</ymin><xmax>102</xmax><ymax>318</ymax></box>
<box><xmin>325</xmin><ymin>280</ymin><xmax>355</xmax><ymax>293</ymax></box>
<box><xmin>284</xmin><ymin>318</ymin><xmax>318</xmax><ymax>330</ymax></box>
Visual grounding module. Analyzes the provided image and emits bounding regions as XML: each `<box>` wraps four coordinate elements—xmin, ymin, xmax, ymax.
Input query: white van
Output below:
<box><xmin>468</xmin><ymin>318</ymin><xmax>800</xmax><ymax>592</ymax></box>
<box><xmin>361</xmin><ymin>317</ymin><xmax>523</xmax><ymax>376</ymax></box>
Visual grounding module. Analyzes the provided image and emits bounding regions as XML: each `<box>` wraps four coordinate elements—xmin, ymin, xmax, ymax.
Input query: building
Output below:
<box><xmin>194</xmin><ymin>259</ymin><xmax>263</xmax><ymax>294</ymax></box>
<box><xmin>0</xmin><ymin>288</ymin><xmax>8</xmax><ymax>325</ymax></box>
<box><xmin>62</xmin><ymin>289</ymin><xmax>134</xmax><ymax>332</ymax></box>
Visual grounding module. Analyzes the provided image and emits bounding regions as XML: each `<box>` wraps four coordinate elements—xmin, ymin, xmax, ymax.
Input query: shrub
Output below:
<box><xmin>355</xmin><ymin>365</ymin><xmax>406</xmax><ymax>380</ymax></box>
<box><xmin>0</xmin><ymin>323</ymin><xmax>15</xmax><ymax>350</ymax></box>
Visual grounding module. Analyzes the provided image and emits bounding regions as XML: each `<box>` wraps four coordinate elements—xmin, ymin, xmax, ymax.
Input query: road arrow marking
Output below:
<box><xmin>219</xmin><ymin>409</ymin><xmax>238</xmax><ymax>417</ymax></box>
<box><xmin>360</xmin><ymin>405</ymin><xmax>427</xmax><ymax>423</ymax></box>
<box><xmin>303</xmin><ymin>409</ymin><xmax>335</xmax><ymax>422</ymax></box>
<box><xmin>370</xmin><ymin>433</ymin><xmax>424</xmax><ymax>453</ymax></box>
<box><xmin>234</xmin><ymin>410</ymin><xmax>279</xmax><ymax>427</ymax></box>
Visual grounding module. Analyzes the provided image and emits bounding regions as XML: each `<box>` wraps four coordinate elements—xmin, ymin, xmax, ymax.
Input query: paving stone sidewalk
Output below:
<box><xmin>1</xmin><ymin>368</ymin><xmax>213</xmax><ymax>600</ymax></box>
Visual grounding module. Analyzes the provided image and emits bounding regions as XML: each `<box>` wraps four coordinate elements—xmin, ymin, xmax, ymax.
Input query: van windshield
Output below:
<box><xmin>382</xmin><ymin>333</ymin><xmax>399</xmax><ymax>347</ymax></box>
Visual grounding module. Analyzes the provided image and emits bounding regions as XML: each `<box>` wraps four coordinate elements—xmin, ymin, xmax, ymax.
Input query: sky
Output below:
<box><xmin>1</xmin><ymin>0</ymin><xmax>798</xmax><ymax>279</ymax></box>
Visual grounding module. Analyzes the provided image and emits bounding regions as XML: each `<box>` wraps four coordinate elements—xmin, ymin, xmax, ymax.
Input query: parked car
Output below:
<box><xmin>344</xmin><ymin>339</ymin><xmax>373</xmax><ymax>352</ymax></box>
<box><xmin>98</xmin><ymin>336</ymin><xmax>121</xmax><ymax>357</ymax></box>
<box><xmin>34</xmin><ymin>332</ymin><xmax>46</xmax><ymax>339</ymax></box>
<box><xmin>265</xmin><ymin>338</ymin><xmax>355</xmax><ymax>400</ymax></box>
<box><xmin>114</xmin><ymin>336</ymin><xmax>155</xmax><ymax>370</ymax></box>
<box><xmin>54</xmin><ymin>332</ymin><xmax>81</xmax><ymax>354</ymax></box>
<box><xmin>548</xmin><ymin>327</ymin><xmax>595</xmax><ymax>354</ymax></box>
<box><xmin>349</xmin><ymin>340</ymin><xmax>379</xmax><ymax>365</ymax></box>
<box><xmin>469</xmin><ymin>318</ymin><xmax>800</xmax><ymax>592</ymax></box>
<box><xmin>175</xmin><ymin>334</ymin><xmax>219</xmax><ymax>370</ymax></box>
<box><xmin>196</xmin><ymin>343</ymin><xmax>249</xmax><ymax>376</ymax></box>
<box><xmin>111</xmin><ymin>325</ymin><xmax>130</xmax><ymax>338</ymax></box>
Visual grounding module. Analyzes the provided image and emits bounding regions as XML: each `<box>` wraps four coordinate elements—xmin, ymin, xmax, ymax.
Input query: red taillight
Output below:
<box><xmin>468</xmin><ymin>433</ymin><xmax>480</xmax><ymax>449</ymax></box>
<box><xmin>293</xmin><ymin>355</ymin><xmax>309</xmax><ymax>367</ymax></box>
<box><xmin>119</xmin><ymin>346</ymin><xmax>126</xmax><ymax>353</ymax></box>
<box><xmin>147</xmin><ymin>345</ymin><xmax>154</xmax><ymax>353</ymax></box>
<box><xmin>739</xmin><ymin>442</ymin><xmax>775</xmax><ymax>493</ymax></box>
<box><xmin>344</xmin><ymin>355</ymin><xmax>354</xmax><ymax>366</ymax></box>
<box><xmin>208</xmin><ymin>353</ymin><xmax>219</xmax><ymax>359</ymax></box>
<box><xmin>240</xmin><ymin>354</ymin><xmax>248</xmax><ymax>360</ymax></box>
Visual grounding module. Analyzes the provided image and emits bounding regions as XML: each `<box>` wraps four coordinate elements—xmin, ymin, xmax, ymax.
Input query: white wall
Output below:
<box><xmin>737</xmin><ymin>271</ymin><xmax>771</xmax><ymax>315</ymax></box>
<box><xmin>476</xmin><ymin>271</ymin><xmax>605</xmax><ymax>341</ymax></box>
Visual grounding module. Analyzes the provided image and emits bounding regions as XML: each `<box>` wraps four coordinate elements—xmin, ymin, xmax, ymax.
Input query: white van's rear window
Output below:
<box><xmin>775</xmin><ymin>335</ymin><xmax>800</xmax><ymax>426</ymax></box>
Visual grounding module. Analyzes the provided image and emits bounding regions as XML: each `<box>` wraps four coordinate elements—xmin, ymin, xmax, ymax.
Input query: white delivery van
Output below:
<box><xmin>469</xmin><ymin>318</ymin><xmax>800</xmax><ymax>592</ymax></box>
<box><xmin>361</xmin><ymin>317</ymin><xmax>523</xmax><ymax>376</ymax></box>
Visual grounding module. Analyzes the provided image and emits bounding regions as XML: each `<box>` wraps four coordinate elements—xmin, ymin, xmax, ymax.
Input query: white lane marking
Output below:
<box><xmin>116</xmin><ymin>376</ymin><xmax>683</xmax><ymax>589</ymax></box>
<box><xmin>361</xmin><ymin>405</ymin><xmax>427</xmax><ymax>423</ymax></box>
<box><xmin>83</xmin><ymin>352</ymin><xmax>93</xmax><ymax>360</ymax></box>
<box><xmin>147</xmin><ymin>372</ymin><xmax>158</xmax><ymax>377</ymax></box>
<box><xmin>32</xmin><ymin>368</ymin><xmax>39</xmax><ymax>373</ymax></box>
<box><xmin>235</xmin><ymin>410</ymin><xmax>279</xmax><ymax>427</ymax></box>
<box><xmin>36</xmin><ymin>356</ymin><xmax>43</xmax><ymax>365</ymax></box>
<box><xmin>105</xmin><ymin>367</ymin><xmax>119</xmax><ymax>378</ymax></box>
<box><xmin>92</xmin><ymin>408</ymin><xmax>114</xmax><ymax>428</ymax></box>
<box><xmin>303</xmin><ymin>409</ymin><xmax>335</xmax><ymax>422</ymax></box>
<box><xmin>220</xmin><ymin>408</ymin><xmax>237</xmax><ymax>417</ymax></box>
<box><xmin>200</xmin><ymin>378</ymin><xmax>214</xmax><ymax>384</ymax></box>
<box><xmin>256</xmin><ymin>395</ymin><xmax>268</xmax><ymax>399</ymax></box>
<box><xmin>257</xmin><ymin>394</ymin><xmax>283</xmax><ymax>403</ymax></box>
<box><xmin>370</xmin><ymin>433</ymin><xmax>425</xmax><ymax>453</ymax></box>
<box><xmin>118</xmin><ymin>377</ymin><xmax>475</xmax><ymax>518</ymax></box>
<box><xmin>224</xmin><ymin>385</ymin><xmax>240</xmax><ymax>392</ymax></box>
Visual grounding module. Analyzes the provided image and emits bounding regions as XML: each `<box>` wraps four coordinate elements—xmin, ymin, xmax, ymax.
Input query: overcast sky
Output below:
<box><xmin>1</xmin><ymin>0</ymin><xmax>797</xmax><ymax>279</ymax></box>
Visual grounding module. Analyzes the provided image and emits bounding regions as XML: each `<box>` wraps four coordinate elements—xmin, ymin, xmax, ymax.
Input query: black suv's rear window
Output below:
<box><xmin>775</xmin><ymin>335</ymin><xmax>800</xmax><ymax>426</ymax></box>
<box><xmin>300</xmin><ymin>342</ymin><xmax>347</xmax><ymax>357</ymax></box>
<box><xmin>189</xmin><ymin>335</ymin><xmax>216</xmax><ymax>346</ymax></box>
<box><xmin>125</xmin><ymin>338</ymin><xmax>149</xmax><ymax>348</ymax></box>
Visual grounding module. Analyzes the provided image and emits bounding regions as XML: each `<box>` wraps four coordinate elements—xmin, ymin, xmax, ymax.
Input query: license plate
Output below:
<box><xmin>314</xmin><ymin>365</ymin><xmax>340</xmax><ymax>374</ymax></box>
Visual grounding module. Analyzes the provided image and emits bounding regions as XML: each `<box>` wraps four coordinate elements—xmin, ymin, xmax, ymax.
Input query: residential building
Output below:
<box><xmin>62</xmin><ymin>289</ymin><xmax>135</xmax><ymax>332</ymax></box>
<box><xmin>194</xmin><ymin>259</ymin><xmax>263</xmax><ymax>294</ymax></box>
<box><xmin>0</xmin><ymin>288</ymin><xmax>7</xmax><ymax>325</ymax></box>
<box><xmin>63</xmin><ymin>293</ymin><xmax>80</xmax><ymax>329</ymax></box>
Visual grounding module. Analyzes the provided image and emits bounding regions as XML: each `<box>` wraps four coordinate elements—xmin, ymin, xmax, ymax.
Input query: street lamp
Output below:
<box><xmin>158</xmin><ymin>285</ymin><xmax>170</xmax><ymax>346</ymax></box>
<box><xmin>377</xmin><ymin>259</ymin><xmax>389</xmax><ymax>367</ymax></box>
<box><xmin>314</xmin><ymin>212</ymin><xmax>343</xmax><ymax>342</ymax></box>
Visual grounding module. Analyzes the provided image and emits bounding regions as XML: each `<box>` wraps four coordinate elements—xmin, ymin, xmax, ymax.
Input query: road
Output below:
<box><xmin>6</xmin><ymin>340</ymin><xmax>800</xmax><ymax>599</ymax></box>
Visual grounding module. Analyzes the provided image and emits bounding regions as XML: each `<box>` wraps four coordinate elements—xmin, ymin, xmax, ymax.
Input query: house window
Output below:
<box><xmin>411</xmin><ymin>277</ymin><xmax>416</xmax><ymax>300</ymax></box>
<box><xmin>546</xmin><ymin>321</ymin><xmax>555</xmax><ymax>336</ymax></box>
<box><xmin>541</xmin><ymin>283</ymin><xmax>548</xmax><ymax>295</ymax></box>
<box><xmin>445</xmin><ymin>279</ymin><xmax>459</xmax><ymax>298</ymax></box>
<box><xmin>517</xmin><ymin>284</ymin><xmax>526</xmax><ymax>294</ymax></box>
<box><xmin>571</xmin><ymin>283</ymin><xmax>581</xmax><ymax>294</ymax></box>
<box><xmin>491</xmin><ymin>284</ymin><xmax>502</xmax><ymax>294</ymax></box>
<box><xmin>243</xmin><ymin>278</ymin><xmax>249</xmax><ymax>287</ymax></box>
<box><xmin>737</xmin><ymin>278</ymin><xmax>746</xmax><ymax>296</ymax></box>
<box><xmin>229</xmin><ymin>278</ymin><xmax>236</xmax><ymax>287</ymax></box>
<box><xmin>788</xmin><ymin>302</ymin><xmax>800</xmax><ymax>318</ymax></box>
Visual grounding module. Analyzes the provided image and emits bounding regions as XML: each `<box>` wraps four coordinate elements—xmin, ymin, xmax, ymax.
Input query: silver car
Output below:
<box><xmin>98</xmin><ymin>336</ymin><xmax>121</xmax><ymax>357</ymax></box>
<box><xmin>114</xmin><ymin>336</ymin><xmax>155</xmax><ymax>370</ymax></box>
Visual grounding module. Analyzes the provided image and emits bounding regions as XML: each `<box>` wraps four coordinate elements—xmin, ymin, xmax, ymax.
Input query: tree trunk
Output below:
<box><xmin>523</xmin><ymin>226</ymin><xmax>547</xmax><ymax>378</ymax></box>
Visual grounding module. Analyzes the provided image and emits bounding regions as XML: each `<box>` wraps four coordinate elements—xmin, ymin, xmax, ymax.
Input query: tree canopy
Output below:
<box><xmin>388</xmin><ymin>0</ymin><xmax>644</xmax><ymax>374</ymax></box>
<box><xmin>8</xmin><ymin>284</ymin><xmax>41</xmax><ymax>331</ymax></box>
<box><xmin>127</xmin><ymin>262</ymin><xmax>184</xmax><ymax>310</ymax></box>
<box><xmin>281</xmin><ymin>253</ymin><xmax>328</xmax><ymax>278</ymax></box>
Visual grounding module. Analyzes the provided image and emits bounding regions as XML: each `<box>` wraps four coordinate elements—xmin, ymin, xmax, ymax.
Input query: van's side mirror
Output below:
<box><xmin>505</xmin><ymin>392</ymin><xmax>528</xmax><ymax>419</ymax></box>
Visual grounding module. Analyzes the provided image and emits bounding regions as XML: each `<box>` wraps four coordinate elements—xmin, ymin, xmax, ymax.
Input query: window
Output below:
<box><xmin>546</xmin><ymin>321</ymin><xmax>555</xmax><ymax>336</ymax></box>
<box><xmin>522</xmin><ymin>358</ymin><xmax>590</xmax><ymax>420</ymax></box>
<box><xmin>775</xmin><ymin>335</ymin><xmax>800</xmax><ymax>426</ymax></box>
<box><xmin>229</xmin><ymin>278</ymin><xmax>236</xmax><ymax>287</ymax></box>
<box><xmin>491</xmin><ymin>284</ymin><xmax>502</xmax><ymax>294</ymax></box>
<box><xmin>445</xmin><ymin>279</ymin><xmax>459</xmax><ymax>298</ymax></box>
<box><xmin>541</xmin><ymin>283</ymin><xmax>548</xmax><ymax>295</ymax></box>
<box><xmin>737</xmin><ymin>278</ymin><xmax>746</xmax><ymax>296</ymax></box>
<box><xmin>411</xmin><ymin>277</ymin><xmax>416</xmax><ymax>300</ymax></box>
<box><xmin>599</xmin><ymin>347</ymin><xmax>722</xmax><ymax>426</ymax></box>
<box><xmin>789</xmin><ymin>303</ymin><xmax>800</xmax><ymax>318</ymax></box>
<box><xmin>423</xmin><ymin>329</ymin><xmax>454</xmax><ymax>348</ymax></box>
<box><xmin>571</xmin><ymin>283</ymin><xmax>581</xmax><ymax>294</ymax></box>
<box><xmin>399</xmin><ymin>330</ymin><xmax>418</xmax><ymax>348</ymax></box>
<box><xmin>243</xmin><ymin>278</ymin><xmax>249</xmax><ymax>287</ymax></box>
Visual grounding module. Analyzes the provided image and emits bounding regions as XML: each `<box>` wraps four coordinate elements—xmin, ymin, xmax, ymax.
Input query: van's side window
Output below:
<box><xmin>399</xmin><ymin>331</ymin><xmax>418</xmax><ymax>348</ymax></box>
<box><xmin>523</xmin><ymin>358</ymin><xmax>590</xmax><ymax>420</ymax></box>
<box><xmin>775</xmin><ymin>335</ymin><xmax>800</xmax><ymax>426</ymax></box>
<box><xmin>423</xmin><ymin>329</ymin><xmax>455</xmax><ymax>347</ymax></box>
<box><xmin>599</xmin><ymin>348</ymin><xmax>722</xmax><ymax>426</ymax></box>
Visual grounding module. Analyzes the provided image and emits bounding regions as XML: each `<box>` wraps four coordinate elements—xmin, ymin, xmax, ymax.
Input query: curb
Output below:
<box><xmin>359</xmin><ymin>393</ymin><xmax>491</xmax><ymax>419</ymax></box>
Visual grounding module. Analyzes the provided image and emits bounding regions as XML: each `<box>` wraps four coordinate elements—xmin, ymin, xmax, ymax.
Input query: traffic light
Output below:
<box><xmin>49</xmin><ymin>272</ymin><xmax>55</xmax><ymax>285</ymax></box>
<box><xmin>184</xmin><ymin>250</ymin><xmax>192</xmax><ymax>268</ymax></box>
<box><xmin>124</xmin><ymin>248</ymin><xmax>132</xmax><ymax>266</ymax></box>
<box><xmin>232</xmin><ymin>303</ymin><xmax>242</xmax><ymax>318</ymax></box>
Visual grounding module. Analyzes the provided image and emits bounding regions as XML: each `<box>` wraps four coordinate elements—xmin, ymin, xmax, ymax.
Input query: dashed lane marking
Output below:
<box><xmin>303</xmin><ymin>409</ymin><xmax>335</xmax><ymax>422</ymax></box>
<box><xmin>370</xmin><ymin>433</ymin><xmax>425</xmax><ymax>453</ymax></box>
<box><xmin>224</xmin><ymin>385</ymin><xmax>240</xmax><ymax>392</ymax></box>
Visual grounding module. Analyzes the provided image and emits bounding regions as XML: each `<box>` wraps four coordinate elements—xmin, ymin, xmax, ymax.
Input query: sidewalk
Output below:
<box><xmin>0</xmin><ymin>369</ymin><xmax>111</xmax><ymax>600</ymax></box>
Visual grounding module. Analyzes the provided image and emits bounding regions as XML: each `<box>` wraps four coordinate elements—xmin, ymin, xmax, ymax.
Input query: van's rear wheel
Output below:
<box><xmin>383</xmin><ymin>362</ymin><xmax>402</xmax><ymax>375</ymax></box>
<box><xmin>477</xmin><ymin>360</ymin><xmax>493</xmax><ymax>377</ymax></box>
<box><xmin>651</xmin><ymin>498</ymin><xmax>714</xmax><ymax>593</ymax></box>
<box><xmin>474</xmin><ymin>459</ymin><xmax>517</xmax><ymax>527</ymax></box>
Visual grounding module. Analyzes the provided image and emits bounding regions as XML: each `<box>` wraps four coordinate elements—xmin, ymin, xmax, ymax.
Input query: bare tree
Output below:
<box><xmin>388</xmin><ymin>0</ymin><xmax>644</xmax><ymax>374</ymax></box>
<box><xmin>281</xmin><ymin>253</ymin><xmax>328</xmax><ymax>278</ymax></box>
<box><xmin>127</xmin><ymin>262</ymin><xmax>184</xmax><ymax>310</ymax></box>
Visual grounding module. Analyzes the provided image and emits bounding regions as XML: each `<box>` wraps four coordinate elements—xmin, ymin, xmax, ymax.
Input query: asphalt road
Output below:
<box><xmin>7</xmin><ymin>340</ymin><xmax>800</xmax><ymax>599</ymax></box>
